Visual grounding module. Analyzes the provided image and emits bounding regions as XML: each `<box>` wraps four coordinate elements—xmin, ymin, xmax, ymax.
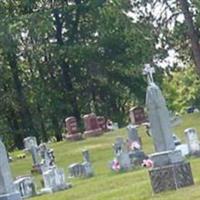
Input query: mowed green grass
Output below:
<box><xmin>10</xmin><ymin>113</ymin><xmax>200</xmax><ymax>200</ymax></box>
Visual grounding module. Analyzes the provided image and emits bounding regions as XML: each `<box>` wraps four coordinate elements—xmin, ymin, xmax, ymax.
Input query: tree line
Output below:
<box><xmin>0</xmin><ymin>0</ymin><xmax>200</xmax><ymax>149</ymax></box>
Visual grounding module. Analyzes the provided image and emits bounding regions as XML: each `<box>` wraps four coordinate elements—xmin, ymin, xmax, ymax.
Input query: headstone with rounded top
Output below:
<box><xmin>65</xmin><ymin>117</ymin><xmax>82</xmax><ymax>141</ymax></box>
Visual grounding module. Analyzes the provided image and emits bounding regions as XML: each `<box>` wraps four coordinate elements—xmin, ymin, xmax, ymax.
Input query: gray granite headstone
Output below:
<box><xmin>112</xmin><ymin>137</ymin><xmax>132</xmax><ymax>170</ymax></box>
<box><xmin>0</xmin><ymin>140</ymin><xmax>21</xmax><ymax>200</ymax></box>
<box><xmin>39</xmin><ymin>143</ymin><xmax>55</xmax><ymax>173</ymax></box>
<box><xmin>14</xmin><ymin>176</ymin><xmax>36</xmax><ymax>198</ymax></box>
<box><xmin>24</xmin><ymin>137</ymin><xmax>40</xmax><ymax>167</ymax></box>
<box><xmin>144</xmin><ymin>65</ymin><xmax>183</xmax><ymax>166</ymax></box>
<box><xmin>146</xmin><ymin>83</ymin><xmax>175</xmax><ymax>152</ymax></box>
<box><xmin>41</xmin><ymin>167</ymin><xmax>70</xmax><ymax>193</ymax></box>
<box><xmin>82</xmin><ymin>150</ymin><xmax>90</xmax><ymax>163</ymax></box>
<box><xmin>68</xmin><ymin>163</ymin><xmax>84</xmax><ymax>177</ymax></box>
<box><xmin>175</xmin><ymin>144</ymin><xmax>189</xmax><ymax>157</ymax></box>
<box><xmin>68</xmin><ymin>150</ymin><xmax>93</xmax><ymax>178</ymax></box>
<box><xmin>127</xmin><ymin>124</ymin><xmax>140</xmax><ymax>144</ymax></box>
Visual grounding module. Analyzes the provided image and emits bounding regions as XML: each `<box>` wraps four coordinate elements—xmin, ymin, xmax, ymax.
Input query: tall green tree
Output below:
<box><xmin>0</xmin><ymin>0</ymin><xmax>158</xmax><ymax>148</ymax></box>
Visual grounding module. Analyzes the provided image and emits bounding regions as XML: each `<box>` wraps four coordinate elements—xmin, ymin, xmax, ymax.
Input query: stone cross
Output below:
<box><xmin>24</xmin><ymin>137</ymin><xmax>40</xmax><ymax>166</ymax></box>
<box><xmin>143</xmin><ymin>64</ymin><xmax>155</xmax><ymax>84</ymax></box>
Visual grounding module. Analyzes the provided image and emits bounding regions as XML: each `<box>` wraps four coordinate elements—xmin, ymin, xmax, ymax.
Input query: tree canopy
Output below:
<box><xmin>1</xmin><ymin>0</ymin><xmax>200</xmax><ymax>149</ymax></box>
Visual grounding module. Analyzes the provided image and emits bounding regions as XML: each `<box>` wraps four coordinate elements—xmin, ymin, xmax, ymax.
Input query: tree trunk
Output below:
<box><xmin>6</xmin><ymin>111</ymin><xmax>24</xmax><ymax>149</ymax></box>
<box><xmin>51</xmin><ymin>114</ymin><xmax>63</xmax><ymax>141</ymax></box>
<box><xmin>178</xmin><ymin>0</ymin><xmax>200</xmax><ymax>74</ymax></box>
<box><xmin>53</xmin><ymin>8</ymin><xmax>80</xmax><ymax>121</ymax></box>
<box><xmin>7</xmin><ymin>52</ymin><xmax>38</xmax><ymax>140</ymax></box>
<box><xmin>36</xmin><ymin>103</ymin><xmax>48</xmax><ymax>142</ymax></box>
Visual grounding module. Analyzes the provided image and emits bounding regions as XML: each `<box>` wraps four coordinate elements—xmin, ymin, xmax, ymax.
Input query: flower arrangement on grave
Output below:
<box><xmin>127</xmin><ymin>140</ymin><xmax>141</xmax><ymax>151</ymax></box>
<box><xmin>111</xmin><ymin>159</ymin><xmax>121</xmax><ymax>172</ymax></box>
<box><xmin>142</xmin><ymin>159</ymin><xmax>154</xmax><ymax>169</ymax></box>
<box><xmin>17</xmin><ymin>153</ymin><xmax>26</xmax><ymax>159</ymax></box>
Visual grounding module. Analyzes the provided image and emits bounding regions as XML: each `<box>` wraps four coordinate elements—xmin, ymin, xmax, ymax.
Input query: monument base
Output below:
<box><xmin>84</xmin><ymin>128</ymin><xmax>103</xmax><ymax>137</ymax></box>
<box><xmin>129</xmin><ymin>150</ymin><xmax>147</xmax><ymax>166</ymax></box>
<box><xmin>149</xmin><ymin>162</ymin><xmax>194</xmax><ymax>193</ymax></box>
<box><xmin>0</xmin><ymin>192</ymin><xmax>22</xmax><ymax>200</ymax></box>
<box><xmin>41</xmin><ymin>183</ymin><xmax>72</xmax><ymax>194</ymax></box>
<box><xmin>189</xmin><ymin>151</ymin><xmax>200</xmax><ymax>157</ymax></box>
<box><xmin>66</xmin><ymin>133</ymin><xmax>83</xmax><ymax>141</ymax></box>
<box><xmin>149</xmin><ymin>150</ymin><xmax>183</xmax><ymax>167</ymax></box>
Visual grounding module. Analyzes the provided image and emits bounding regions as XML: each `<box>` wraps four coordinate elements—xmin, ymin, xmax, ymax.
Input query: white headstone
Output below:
<box><xmin>42</xmin><ymin>167</ymin><xmax>70</xmax><ymax>193</ymax></box>
<box><xmin>24</xmin><ymin>137</ymin><xmax>37</xmax><ymax>150</ymax></box>
<box><xmin>24</xmin><ymin>137</ymin><xmax>40</xmax><ymax>166</ymax></box>
<box><xmin>185</xmin><ymin>128</ymin><xmax>200</xmax><ymax>156</ymax></box>
<box><xmin>175</xmin><ymin>144</ymin><xmax>189</xmax><ymax>157</ymax></box>
<box><xmin>14</xmin><ymin>176</ymin><xmax>36</xmax><ymax>198</ymax></box>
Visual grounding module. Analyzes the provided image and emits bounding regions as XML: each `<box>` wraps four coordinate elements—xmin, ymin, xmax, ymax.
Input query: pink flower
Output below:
<box><xmin>130</xmin><ymin>141</ymin><xmax>141</xmax><ymax>150</ymax></box>
<box><xmin>112</xmin><ymin>159</ymin><xmax>121</xmax><ymax>171</ymax></box>
<box><xmin>142</xmin><ymin>159</ymin><xmax>154</xmax><ymax>169</ymax></box>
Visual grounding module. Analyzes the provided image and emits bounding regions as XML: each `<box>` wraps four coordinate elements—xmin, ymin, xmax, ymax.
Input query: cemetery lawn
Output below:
<box><xmin>11</xmin><ymin>113</ymin><xmax>200</xmax><ymax>200</ymax></box>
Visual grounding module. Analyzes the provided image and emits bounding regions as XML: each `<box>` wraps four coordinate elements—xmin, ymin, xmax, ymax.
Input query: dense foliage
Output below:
<box><xmin>1</xmin><ymin>0</ymin><xmax>200</xmax><ymax>149</ymax></box>
<box><xmin>0</xmin><ymin>1</ymin><xmax>158</xmax><ymax>149</ymax></box>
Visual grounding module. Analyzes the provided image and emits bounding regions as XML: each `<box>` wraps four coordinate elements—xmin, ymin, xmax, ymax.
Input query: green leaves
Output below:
<box><xmin>0</xmin><ymin>0</ymin><xmax>159</xmax><ymax>148</ymax></box>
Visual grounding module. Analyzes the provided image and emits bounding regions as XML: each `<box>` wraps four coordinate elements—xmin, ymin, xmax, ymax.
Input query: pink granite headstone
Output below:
<box><xmin>97</xmin><ymin>116</ymin><xmax>107</xmax><ymax>132</ymax></box>
<box><xmin>65</xmin><ymin>117</ymin><xmax>82</xmax><ymax>141</ymax></box>
<box><xmin>83</xmin><ymin>113</ymin><xmax>103</xmax><ymax>137</ymax></box>
<box><xmin>129</xmin><ymin>107</ymin><xmax>147</xmax><ymax>125</ymax></box>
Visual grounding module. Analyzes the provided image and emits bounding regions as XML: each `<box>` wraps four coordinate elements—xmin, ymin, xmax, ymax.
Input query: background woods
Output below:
<box><xmin>1</xmin><ymin>0</ymin><xmax>200</xmax><ymax>149</ymax></box>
